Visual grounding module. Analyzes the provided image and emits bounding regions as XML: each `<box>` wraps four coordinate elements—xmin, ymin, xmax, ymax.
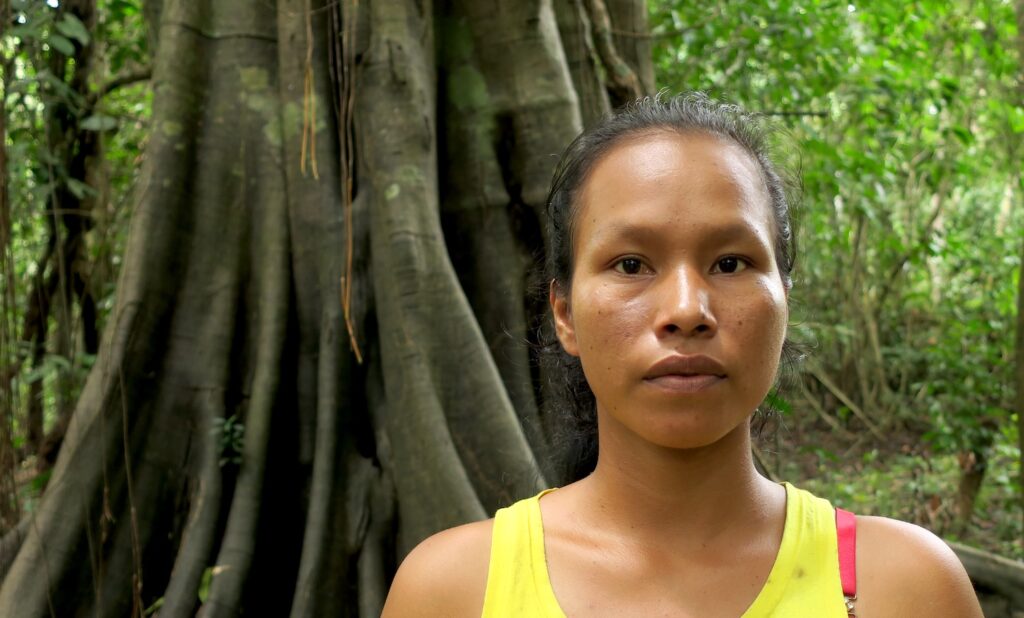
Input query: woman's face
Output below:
<box><xmin>551</xmin><ymin>131</ymin><xmax>789</xmax><ymax>451</ymax></box>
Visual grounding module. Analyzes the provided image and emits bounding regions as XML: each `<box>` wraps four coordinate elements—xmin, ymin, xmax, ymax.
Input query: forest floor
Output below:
<box><xmin>766</xmin><ymin>414</ymin><xmax>1024</xmax><ymax>562</ymax></box>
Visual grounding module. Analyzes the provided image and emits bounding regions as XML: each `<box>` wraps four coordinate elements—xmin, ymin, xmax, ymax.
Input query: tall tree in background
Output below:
<box><xmin>0</xmin><ymin>0</ymin><xmax>653</xmax><ymax>616</ymax></box>
<box><xmin>1015</xmin><ymin>0</ymin><xmax>1024</xmax><ymax>531</ymax></box>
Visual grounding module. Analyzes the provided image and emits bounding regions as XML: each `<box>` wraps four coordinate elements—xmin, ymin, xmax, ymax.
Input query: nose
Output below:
<box><xmin>654</xmin><ymin>266</ymin><xmax>717</xmax><ymax>339</ymax></box>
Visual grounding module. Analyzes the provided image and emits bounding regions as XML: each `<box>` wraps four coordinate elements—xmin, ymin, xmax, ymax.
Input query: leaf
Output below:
<box><xmin>50</xmin><ymin>355</ymin><xmax>72</xmax><ymax>371</ymax></box>
<box><xmin>47</xmin><ymin>34</ymin><xmax>75</xmax><ymax>56</ymax></box>
<box><xmin>1008</xmin><ymin>106</ymin><xmax>1024</xmax><ymax>134</ymax></box>
<box><xmin>764</xmin><ymin>390</ymin><xmax>793</xmax><ymax>415</ymax></box>
<box><xmin>109</xmin><ymin>0</ymin><xmax>140</xmax><ymax>16</ymax></box>
<box><xmin>36</xmin><ymin>69</ymin><xmax>80</xmax><ymax>101</ymax></box>
<box><xmin>951</xmin><ymin>125</ymin><xmax>972</xmax><ymax>145</ymax></box>
<box><xmin>8</xmin><ymin>23</ymin><xmax>43</xmax><ymax>41</ymax></box>
<box><xmin>30</xmin><ymin>469</ymin><xmax>52</xmax><ymax>492</ymax></box>
<box><xmin>198</xmin><ymin>567</ymin><xmax>214</xmax><ymax>602</ymax></box>
<box><xmin>80</xmin><ymin>114</ymin><xmax>118</xmax><ymax>131</ymax></box>
<box><xmin>23</xmin><ymin>365</ymin><xmax>50</xmax><ymax>385</ymax></box>
<box><xmin>56</xmin><ymin>13</ymin><xmax>90</xmax><ymax>46</ymax></box>
<box><xmin>66</xmin><ymin>178</ymin><xmax>94</xmax><ymax>198</ymax></box>
<box><xmin>144</xmin><ymin>598</ymin><xmax>164</xmax><ymax>616</ymax></box>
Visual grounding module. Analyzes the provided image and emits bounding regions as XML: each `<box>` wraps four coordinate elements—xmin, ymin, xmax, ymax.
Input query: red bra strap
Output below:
<box><xmin>835</xmin><ymin>507</ymin><xmax>857</xmax><ymax>615</ymax></box>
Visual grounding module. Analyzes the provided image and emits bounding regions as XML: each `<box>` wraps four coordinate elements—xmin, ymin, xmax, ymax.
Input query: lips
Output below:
<box><xmin>643</xmin><ymin>354</ymin><xmax>726</xmax><ymax>393</ymax></box>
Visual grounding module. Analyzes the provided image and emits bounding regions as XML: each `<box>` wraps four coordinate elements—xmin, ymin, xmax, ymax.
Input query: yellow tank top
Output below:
<box><xmin>481</xmin><ymin>482</ymin><xmax>848</xmax><ymax>617</ymax></box>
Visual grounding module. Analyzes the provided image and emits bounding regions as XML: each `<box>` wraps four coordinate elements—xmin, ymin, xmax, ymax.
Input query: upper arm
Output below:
<box><xmin>856</xmin><ymin>515</ymin><xmax>983</xmax><ymax>618</ymax></box>
<box><xmin>381</xmin><ymin>519</ymin><xmax>494</xmax><ymax>618</ymax></box>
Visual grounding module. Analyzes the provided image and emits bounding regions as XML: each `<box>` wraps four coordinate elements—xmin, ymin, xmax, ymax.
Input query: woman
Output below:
<box><xmin>382</xmin><ymin>95</ymin><xmax>982</xmax><ymax>617</ymax></box>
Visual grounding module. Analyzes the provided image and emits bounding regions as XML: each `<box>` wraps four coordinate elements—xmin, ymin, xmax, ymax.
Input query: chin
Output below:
<box><xmin>645</xmin><ymin>427</ymin><xmax>741</xmax><ymax>451</ymax></box>
<box><xmin>624</xmin><ymin>409</ymin><xmax>751</xmax><ymax>452</ymax></box>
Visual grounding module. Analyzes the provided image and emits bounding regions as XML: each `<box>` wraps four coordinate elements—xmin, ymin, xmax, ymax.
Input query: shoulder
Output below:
<box><xmin>855</xmin><ymin>515</ymin><xmax>982</xmax><ymax>617</ymax></box>
<box><xmin>381</xmin><ymin>518</ymin><xmax>494</xmax><ymax>618</ymax></box>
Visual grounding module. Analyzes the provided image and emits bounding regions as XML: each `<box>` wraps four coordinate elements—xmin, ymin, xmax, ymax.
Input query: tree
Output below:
<box><xmin>1015</xmin><ymin>0</ymin><xmax>1024</xmax><ymax>534</ymax></box>
<box><xmin>0</xmin><ymin>0</ymin><xmax>653</xmax><ymax>616</ymax></box>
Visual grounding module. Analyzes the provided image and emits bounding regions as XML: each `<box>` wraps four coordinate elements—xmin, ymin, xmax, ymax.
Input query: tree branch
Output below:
<box><xmin>803</xmin><ymin>358</ymin><xmax>886</xmax><ymax>441</ymax></box>
<box><xmin>948</xmin><ymin>541</ymin><xmax>1024</xmax><ymax>608</ymax></box>
<box><xmin>96</xmin><ymin>68</ymin><xmax>152</xmax><ymax>100</ymax></box>
<box><xmin>757</xmin><ymin>110</ymin><xmax>828</xmax><ymax>118</ymax></box>
<box><xmin>85</xmin><ymin>67</ymin><xmax>152</xmax><ymax>111</ymax></box>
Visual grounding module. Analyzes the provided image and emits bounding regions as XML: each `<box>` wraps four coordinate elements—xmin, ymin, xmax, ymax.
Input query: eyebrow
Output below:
<box><xmin>591</xmin><ymin>219</ymin><xmax>770</xmax><ymax>247</ymax></box>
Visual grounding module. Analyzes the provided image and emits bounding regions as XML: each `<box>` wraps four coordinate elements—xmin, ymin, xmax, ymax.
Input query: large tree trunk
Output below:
<box><xmin>0</xmin><ymin>0</ymin><xmax>651</xmax><ymax>615</ymax></box>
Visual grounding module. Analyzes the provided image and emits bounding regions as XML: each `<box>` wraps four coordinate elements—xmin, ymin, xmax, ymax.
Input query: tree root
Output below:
<box><xmin>949</xmin><ymin>541</ymin><xmax>1024</xmax><ymax>609</ymax></box>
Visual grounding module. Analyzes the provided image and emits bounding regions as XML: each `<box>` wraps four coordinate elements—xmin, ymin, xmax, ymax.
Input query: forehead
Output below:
<box><xmin>574</xmin><ymin>131</ymin><xmax>774</xmax><ymax>245</ymax></box>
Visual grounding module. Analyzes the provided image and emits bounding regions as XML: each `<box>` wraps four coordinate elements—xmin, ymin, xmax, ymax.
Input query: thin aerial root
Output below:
<box><xmin>301</xmin><ymin>0</ymin><xmax>320</xmax><ymax>179</ymax></box>
<box><xmin>582</xmin><ymin>0</ymin><xmax>643</xmax><ymax>100</ymax></box>
<box><xmin>337</xmin><ymin>0</ymin><xmax>362</xmax><ymax>364</ymax></box>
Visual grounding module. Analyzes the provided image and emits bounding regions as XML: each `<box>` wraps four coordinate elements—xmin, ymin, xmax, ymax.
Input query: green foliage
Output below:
<box><xmin>650</xmin><ymin>0</ymin><xmax>1021</xmax><ymax>555</ymax></box>
<box><xmin>198</xmin><ymin>566</ymin><xmax>213</xmax><ymax>602</ymax></box>
<box><xmin>212</xmin><ymin>415</ymin><xmax>245</xmax><ymax>467</ymax></box>
<box><xmin>141</xmin><ymin>564</ymin><xmax>214</xmax><ymax>614</ymax></box>
<box><xmin>2</xmin><ymin>0</ymin><xmax>150</xmax><ymax>475</ymax></box>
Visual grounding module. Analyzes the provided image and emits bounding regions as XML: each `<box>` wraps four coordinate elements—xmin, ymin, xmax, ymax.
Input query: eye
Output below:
<box><xmin>713</xmin><ymin>256</ymin><xmax>748</xmax><ymax>274</ymax></box>
<box><xmin>613</xmin><ymin>257</ymin><xmax>647</xmax><ymax>275</ymax></box>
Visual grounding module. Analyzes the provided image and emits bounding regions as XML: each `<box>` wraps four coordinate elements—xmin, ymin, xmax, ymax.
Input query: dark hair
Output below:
<box><xmin>542</xmin><ymin>92</ymin><xmax>800</xmax><ymax>483</ymax></box>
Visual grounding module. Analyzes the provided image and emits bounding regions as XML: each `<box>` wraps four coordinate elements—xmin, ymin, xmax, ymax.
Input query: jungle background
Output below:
<box><xmin>0</xmin><ymin>0</ymin><xmax>1023</xmax><ymax>616</ymax></box>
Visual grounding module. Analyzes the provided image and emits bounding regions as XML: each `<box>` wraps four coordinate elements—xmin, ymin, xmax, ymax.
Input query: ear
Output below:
<box><xmin>549</xmin><ymin>280</ymin><xmax>579</xmax><ymax>357</ymax></box>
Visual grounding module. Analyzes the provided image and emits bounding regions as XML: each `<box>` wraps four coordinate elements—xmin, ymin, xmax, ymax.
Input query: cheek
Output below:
<box><xmin>727</xmin><ymin>282</ymin><xmax>788</xmax><ymax>365</ymax></box>
<box><xmin>572</xmin><ymin>282</ymin><xmax>649</xmax><ymax>348</ymax></box>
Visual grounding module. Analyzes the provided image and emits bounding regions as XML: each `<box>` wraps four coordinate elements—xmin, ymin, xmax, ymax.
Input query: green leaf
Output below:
<box><xmin>198</xmin><ymin>567</ymin><xmax>214</xmax><ymax>602</ymax></box>
<box><xmin>56</xmin><ymin>13</ymin><xmax>90</xmax><ymax>46</ymax></box>
<box><xmin>1008</xmin><ymin>106</ymin><xmax>1024</xmax><ymax>134</ymax></box>
<box><xmin>143</xmin><ymin>598</ymin><xmax>164</xmax><ymax>616</ymax></box>
<box><xmin>764</xmin><ymin>390</ymin><xmax>793</xmax><ymax>414</ymax></box>
<box><xmin>36</xmin><ymin>69</ymin><xmax>79</xmax><ymax>101</ymax></box>
<box><xmin>47</xmin><ymin>34</ymin><xmax>75</xmax><ymax>56</ymax></box>
<box><xmin>23</xmin><ymin>365</ymin><xmax>50</xmax><ymax>385</ymax></box>
<box><xmin>109</xmin><ymin>0</ymin><xmax>140</xmax><ymax>16</ymax></box>
<box><xmin>80</xmin><ymin>114</ymin><xmax>118</xmax><ymax>131</ymax></box>
<box><xmin>951</xmin><ymin>125</ymin><xmax>972</xmax><ymax>145</ymax></box>
<box><xmin>8</xmin><ymin>23</ymin><xmax>43</xmax><ymax>41</ymax></box>
<box><xmin>66</xmin><ymin>178</ymin><xmax>94</xmax><ymax>199</ymax></box>
<box><xmin>30</xmin><ymin>469</ymin><xmax>52</xmax><ymax>492</ymax></box>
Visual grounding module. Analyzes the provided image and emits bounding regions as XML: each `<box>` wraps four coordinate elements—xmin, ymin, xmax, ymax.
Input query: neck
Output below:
<box><xmin>577</xmin><ymin>414</ymin><xmax>780</xmax><ymax>551</ymax></box>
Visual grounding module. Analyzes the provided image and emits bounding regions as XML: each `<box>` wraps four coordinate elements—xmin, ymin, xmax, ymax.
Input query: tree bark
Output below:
<box><xmin>0</xmin><ymin>0</ymin><xmax>646</xmax><ymax>615</ymax></box>
<box><xmin>553</xmin><ymin>0</ymin><xmax>611</xmax><ymax>126</ymax></box>
<box><xmin>954</xmin><ymin>446</ymin><xmax>989</xmax><ymax>536</ymax></box>
<box><xmin>604</xmin><ymin>0</ymin><xmax>655</xmax><ymax>94</ymax></box>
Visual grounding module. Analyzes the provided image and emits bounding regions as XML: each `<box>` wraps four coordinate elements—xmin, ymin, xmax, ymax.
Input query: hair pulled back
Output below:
<box><xmin>542</xmin><ymin>92</ymin><xmax>798</xmax><ymax>483</ymax></box>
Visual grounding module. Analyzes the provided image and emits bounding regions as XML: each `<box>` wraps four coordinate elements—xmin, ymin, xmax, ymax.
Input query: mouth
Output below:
<box><xmin>643</xmin><ymin>373</ymin><xmax>724</xmax><ymax>393</ymax></box>
<box><xmin>643</xmin><ymin>354</ymin><xmax>726</xmax><ymax>393</ymax></box>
